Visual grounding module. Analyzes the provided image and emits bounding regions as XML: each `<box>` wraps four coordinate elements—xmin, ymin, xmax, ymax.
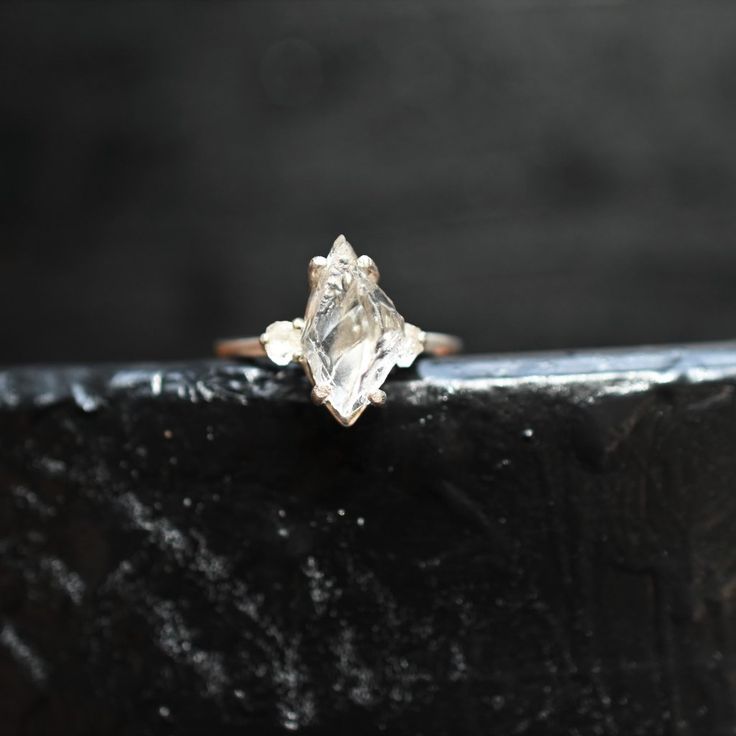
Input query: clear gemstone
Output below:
<box><xmin>301</xmin><ymin>235</ymin><xmax>405</xmax><ymax>425</ymax></box>
<box><xmin>262</xmin><ymin>321</ymin><xmax>302</xmax><ymax>366</ymax></box>
<box><xmin>396</xmin><ymin>323</ymin><xmax>426</xmax><ymax>368</ymax></box>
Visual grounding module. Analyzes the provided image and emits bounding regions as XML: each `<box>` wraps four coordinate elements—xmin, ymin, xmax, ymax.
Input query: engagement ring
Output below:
<box><xmin>216</xmin><ymin>235</ymin><xmax>462</xmax><ymax>426</ymax></box>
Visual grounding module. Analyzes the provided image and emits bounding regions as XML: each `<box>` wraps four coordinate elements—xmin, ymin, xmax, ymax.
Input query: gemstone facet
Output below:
<box><xmin>396</xmin><ymin>323</ymin><xmax>426</xmax><ymax>368</ymax></box>
<box><xmin>301</xmin><ymin>236</ymin><xmax>407</xmax><ymax>426</ymax></box>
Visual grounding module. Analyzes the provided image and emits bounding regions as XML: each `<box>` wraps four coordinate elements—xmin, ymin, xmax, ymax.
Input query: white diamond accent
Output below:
<box><xmin>301</xmin><ymin>235</ymin><xmax>405</xmax><ymax>425</ymax></box>
<box><xmin>262</xmin><ymin>321</ymin><xmax>302</xmax><ymax>366</ymax></box>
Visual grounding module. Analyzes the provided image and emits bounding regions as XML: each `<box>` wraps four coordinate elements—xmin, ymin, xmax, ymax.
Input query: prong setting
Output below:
<box><xmin>308</xmin><ymin>256</ymin><xmax>327</xmax><ymax>287</ymax></box>
<box><xmin>311</xmin><ymin>385</ymin><xmax>330</xmax><ymax>405</ymax></box>
<box><xmin>357</xmin><ymin>255</ymin><xmax>380</xmax><ymax>283</ymax></box>
<box><xmin>368</xmin><ymin>389</ymin><xmax>387</xmax><ymax>406</ymax></box>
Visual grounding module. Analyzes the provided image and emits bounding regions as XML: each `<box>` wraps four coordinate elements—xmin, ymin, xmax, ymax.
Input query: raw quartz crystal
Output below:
<box><xmin>301</xmin><ymin>235</ymin><xmax>422</xmax><ymax>426</ymax></box>
<box><xmin>259</xmin><ymin>235</ymin><xmax>425</xmax><ymax>425</ymax></box>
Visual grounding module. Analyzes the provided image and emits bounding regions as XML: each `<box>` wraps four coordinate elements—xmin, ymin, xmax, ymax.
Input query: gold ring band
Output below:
<box><xmin>215</xmin><ymin>331</ymin><xmax>462</xmax><ymax>360</ymax></box>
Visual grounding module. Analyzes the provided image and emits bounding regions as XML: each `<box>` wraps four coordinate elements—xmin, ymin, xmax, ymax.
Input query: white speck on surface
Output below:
<box><xmin>333</xmin><ymin>627</ymin><xmax>375</xmax><ymax>707</ymax></box>
<box><xmin>273</xmin><ymin>638</ymin><xmax>316</xmax><ymax>732</ymax></box>
<box><xmin>40</xmin><ymin>557</ymin><xmax>86</xmax><ymax>605</ymax></box>
<box><xmin>0</xmin><ymin>374</ymin><xmax>20</xmax><ymax>407</ymax></box>
<box><xmin>37</xmin><ymin>457</ymin><xmax>66</xmax><ymax>477</ymax></box>
<box><xmin>117</xmin><ymin>492</ymin><xmax>230</xmax><ymax>584</ymax></box>
<box><xmin>71</xmin><ymin>382</ymin><xmax>102</xmax><ymax>412</ymax></box>
<box><xmin>110</xmin><ymin>369</ymin><xmax>154</xmax><ymax>390</ymax></box>
<box><xmin>153</xmin><ymin>599</ymin><xmax>229</xmax><ymax>697</ymax></box>
<box><xmin>12</xmin><ymin>485</ymin><xmax>55</xmax><ymax>517</ymax></box>
<box><xmin>303</xmin><ymin>556</ymin><xmax>334</xmax><ymax>615</ymax></box>
<box><xmin>449</xmin><ymin>641</ymin><xmax>468</xmax><ymax>682</ymax></box>
<box><xmin>196</xmin><ymin>380</ymin><xmax>216</xmax><ymax>402</ymax></box>
<box><xmin>34</xmin><ymin>392</ymin><xmax>58</xmax><ymax>406</ymax></box>
<box><xmin>0</xmin><ymin>622</ymin><xmax>48</xmax><ymax>685</ymax></box>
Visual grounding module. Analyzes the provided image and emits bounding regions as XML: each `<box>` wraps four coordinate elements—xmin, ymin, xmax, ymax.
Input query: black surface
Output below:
<box><xmin>1</xmin><ymin>345</ymin><xmax>736</xmax><ymax>735</ymax></box>
<box><xmin>3</xmin><ymin>2</ymin><xmax>736</xmax><ymax>363</ymax></box>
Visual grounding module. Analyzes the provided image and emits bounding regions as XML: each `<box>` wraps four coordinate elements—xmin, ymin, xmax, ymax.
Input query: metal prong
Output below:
<box><xmin>308</xmin><ymin>256</ymin><xmax>327</xmax><ymax>288</ymax></box>
<box><xmin>368</xmin><ymin>389</ymin><xmax>387</xmax><ymax>406</ymax></box>
<box><xmin>357</xmin><ymin>255</ymin><xmax>380</xmax><ymax>283</ymax></box>
<box><xmin>311</xmin><ymin>385</ymin><xmax>330</xmax><ymax>405</ymax></box>
<box><xmin>292</xmin><ymin>319</ymin><xmax>305</xmax><ymax>362</ymax></box>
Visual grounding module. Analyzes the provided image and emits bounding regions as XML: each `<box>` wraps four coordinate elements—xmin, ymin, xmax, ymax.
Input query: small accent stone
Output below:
<box><xmin>396</xmin><ymin>324</ymin><xmax>426</xmax><ymax>368</ymax></box>
<box><xmin>262</xmin><ymin>321</ymin><xmax>302</xmax><ymax>366</ymax></box>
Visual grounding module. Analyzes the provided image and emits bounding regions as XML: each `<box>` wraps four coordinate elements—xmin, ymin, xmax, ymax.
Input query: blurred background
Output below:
<box><xmin>1</xmin><ymin>2</ymin><xmax>736</xmax><ymax>365</ymax></box>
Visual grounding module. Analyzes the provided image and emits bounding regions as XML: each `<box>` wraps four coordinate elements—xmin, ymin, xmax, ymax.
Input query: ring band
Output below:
<box><xmin>215</xmin><ymin>331</ymin><xmax>462</xmax><ymax>360</ymax></box>
<box><xmin>215</xmin><ymin>235</ymin><xmax>462</xmax><ymax>427</ymax></box>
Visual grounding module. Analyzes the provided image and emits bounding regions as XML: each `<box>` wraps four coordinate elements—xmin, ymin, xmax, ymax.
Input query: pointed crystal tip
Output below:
<box><xmin>329</xmin><ymin>234</ymin><xmax>358</xmax><ymax>263</ymax></box>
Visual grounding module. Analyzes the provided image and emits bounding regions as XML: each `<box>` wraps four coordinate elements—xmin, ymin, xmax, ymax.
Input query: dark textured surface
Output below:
<box><xmin>3</xmin><ymin>1</ymin><xmax>736</xmax><ymax>363</ymax></box>
<box><xmin>1</xmin><ymin>346</ymin><xmax>736</xmax><ymax>735</ymax></box>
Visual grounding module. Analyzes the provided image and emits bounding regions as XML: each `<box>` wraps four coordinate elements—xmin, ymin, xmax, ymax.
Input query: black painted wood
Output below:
<box><xmin>1</xmin><ymin>345</ymin><xmax>736</xmax><ymax>735</ymax></box>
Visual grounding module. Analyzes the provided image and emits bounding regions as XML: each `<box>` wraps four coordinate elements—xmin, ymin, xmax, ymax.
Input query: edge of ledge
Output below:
<box><xmin>1</xmin><ymin>339</ymin><xmax>736</xmax><ymax>411</ymax></box>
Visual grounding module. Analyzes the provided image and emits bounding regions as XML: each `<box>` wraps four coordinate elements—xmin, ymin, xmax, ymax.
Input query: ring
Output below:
<box><xmin>215</xmin><ymin>235</ymin><xmax>462</xmax><ymax>426</ymax></box>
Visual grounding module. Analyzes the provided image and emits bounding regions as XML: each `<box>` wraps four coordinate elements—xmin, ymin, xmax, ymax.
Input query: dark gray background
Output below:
<box><xmin>1</xmin><ymin>2</ymin><xmax>736</xmax><ymax>364</ymax></box>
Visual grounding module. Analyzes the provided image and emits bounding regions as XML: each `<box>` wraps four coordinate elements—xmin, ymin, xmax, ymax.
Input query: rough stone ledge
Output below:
<box><xmin>0</xmin><ymin>343</ymin><xmax>735</xmax><ymax>735</ymax></box>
